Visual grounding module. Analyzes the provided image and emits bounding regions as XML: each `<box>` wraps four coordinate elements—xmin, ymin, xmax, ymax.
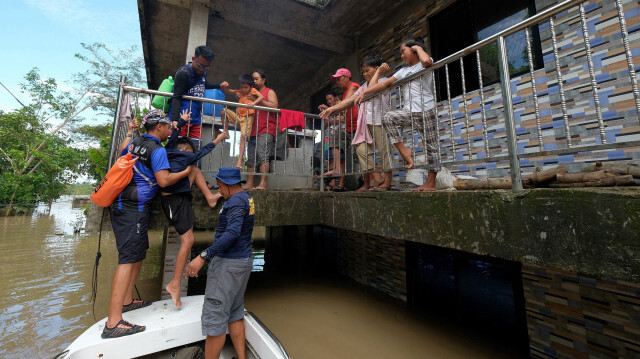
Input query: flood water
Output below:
<box><xmin>0</xmin><ymin>196</ymin><xmax>522</xmax><ymax>358</ymax></box>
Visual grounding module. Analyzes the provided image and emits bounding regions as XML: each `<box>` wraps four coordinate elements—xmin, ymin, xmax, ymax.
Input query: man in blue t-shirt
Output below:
<box><xmin>186</xmin><ymin>167</ymin><xmax>254</xmax><ymax>359</ymax></box>
<box><xmin>102</xmin><ymin>110</ymin><xmax>193</xmax><ymax>339</ymax></box>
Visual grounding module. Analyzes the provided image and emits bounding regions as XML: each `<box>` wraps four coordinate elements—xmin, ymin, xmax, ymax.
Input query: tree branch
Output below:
<box><xmin>0</xmin><ymin>147</ymin><xmax>16</xmax><ymax>167</ymax></box>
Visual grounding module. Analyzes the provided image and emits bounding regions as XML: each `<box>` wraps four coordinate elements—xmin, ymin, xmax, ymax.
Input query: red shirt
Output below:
<box><xmin>344</xmin><ymin>82</ymin><xmax>360</xmax><ymax>133</ymax></box>
<box><xmin>250</xmin><ymin>87</ymin><xmax>277</xmax><ymax>137</ymax></box>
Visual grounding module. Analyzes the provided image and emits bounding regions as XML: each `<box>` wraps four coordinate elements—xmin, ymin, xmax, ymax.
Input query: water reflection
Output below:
<box><xmin>252</xmin><ymin>248</ymin><xmax>265</xmax><ymax>272</ymax></box>
<box><xmin>0</xmin><ymin>196</ymin><xmax>164</xmax><ymax>358</ymax></box>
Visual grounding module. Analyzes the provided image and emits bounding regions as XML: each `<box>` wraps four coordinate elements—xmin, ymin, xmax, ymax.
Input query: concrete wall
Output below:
<box><xmin>89</xmin><ymin>187</ymin><xmax>640</xmax><ymax>280</ymax></box>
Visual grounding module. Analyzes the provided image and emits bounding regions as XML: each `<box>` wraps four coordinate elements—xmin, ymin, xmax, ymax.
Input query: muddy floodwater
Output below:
<box><xmin>0</xmin><ymin>196</ymin><xmax>522</xmax><ymax>358</ymax></box>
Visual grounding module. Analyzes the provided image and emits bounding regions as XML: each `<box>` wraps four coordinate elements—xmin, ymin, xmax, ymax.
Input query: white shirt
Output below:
<box><xmin>392</xmin><ymin>62</ymin><xmax>434</xmax><ymax>112</ymax></box>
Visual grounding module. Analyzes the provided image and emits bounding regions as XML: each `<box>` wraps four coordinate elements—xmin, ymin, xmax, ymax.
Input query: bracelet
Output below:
<box><xmin>125</xmin><ymin>134</ymin><xmax>133</xmax><ymax>138</ymax></box>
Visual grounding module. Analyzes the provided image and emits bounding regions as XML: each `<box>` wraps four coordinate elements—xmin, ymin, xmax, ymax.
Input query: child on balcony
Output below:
<box><xmin>221</xmin><ymin>74</ymin><xmax>264</xmax><ymax>169</ymax></box>
<box><xmin>355</xmin><ymin>38</ymin><xmax>440</xmax><ymax>192</ymax></box>
<box><xmin>318</xmin><ymin>91</ymin><xmax>346</xmax><ymax>190</ymax></box>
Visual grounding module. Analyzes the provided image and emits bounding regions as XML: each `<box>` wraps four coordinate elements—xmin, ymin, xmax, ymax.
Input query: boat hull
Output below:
<box><xmin>58</xmin><ymin>295</ymin><xmax>290</xmax><ymax>359</ymax></box>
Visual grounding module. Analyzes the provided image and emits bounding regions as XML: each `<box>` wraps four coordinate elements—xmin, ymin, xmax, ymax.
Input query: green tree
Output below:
<box><xmin>74</xmin><ymin>42</ymin><xmax>146</xmax><ymax>183</ymax></box>
<box><xmin>73</xmin><ymin>42</ymin><xmax>145</xmax><ymax>118</ymax></box>
<box><xmin>1</xmin><ymin>43</ymin><xmax>145</xmax><ymax>215</ymax></box>
<box><xmin>0</xmin><ymin>104</ymin><xmax>85</xmax><ymax>213</ymax></box>
<box><xmin>76</xmin><ymin>123</ymin><xmax>112</xmax><ymax>180</ymax></box>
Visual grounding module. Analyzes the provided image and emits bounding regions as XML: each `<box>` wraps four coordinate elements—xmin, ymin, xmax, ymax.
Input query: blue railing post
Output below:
<box><xmin>496</xmin><ymin>36</ymin><xmax>523</xmax><ymax>190</ymax></box>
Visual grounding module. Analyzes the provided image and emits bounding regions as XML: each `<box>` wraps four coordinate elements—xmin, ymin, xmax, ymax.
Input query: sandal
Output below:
<box><xmin>122</xmin><ymin>299</ymin><xmax>152</xmax><ymax>313</ymax></box>
<box><xmin>101</xmin><ymin>319</ymin><xmax>145</xmax><ymax>339</ymax></box>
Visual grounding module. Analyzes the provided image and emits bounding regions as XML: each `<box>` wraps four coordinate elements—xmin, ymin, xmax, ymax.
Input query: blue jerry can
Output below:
<box><xmin>202</xmin><ymin>89</ymin><xmax>225</xmax><ymax>117</ymax></box>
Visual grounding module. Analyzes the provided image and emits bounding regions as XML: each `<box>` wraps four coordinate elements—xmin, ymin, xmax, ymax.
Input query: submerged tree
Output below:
<box><xmin>0</xmin><ymin>42</ymin><xmax>145</xmax><ymax>215</ymax></box>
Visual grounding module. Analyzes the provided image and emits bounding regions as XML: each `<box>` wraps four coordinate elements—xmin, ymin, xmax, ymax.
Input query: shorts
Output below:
<box><xmin>383</xmin><ymin>108</ymin><xmax>441</xmax><ymax>172</ymax></box>
<box><xmin>223</xmin><ymin>109</ymin><xmax>254</xmax><ymax>136</ymax></box>
<box><xmin>160</xmin><ymin>192</ymin><xmax>195</xmax><ymax>235</ymax></box>
<box><xmin>355</xmin><ymin>142</ymin><xmax>375</xmax><ymax>171</ymax></box>
<box><xmin>202</xmin><ymin>256</ymin><xmax>253</xmax><ymax>336</ymax></box>
<box><xmin>327</xmin><ymin>125</ymin><xmax>351</xmax><ymax>151</ymax></box>
<box><xmin>110</xmin><ymin>208</ymin><xmax>150</xmax><ymax>264</ymax></box>
<box><xmin>246</xmin><ymin>133</ymin><xmax>274</xmax><ymax>168</ymax></box>
<box><xmin>368</xmin><ymin>124</ymin><xmax>394</xmax><ymax>170</ymax></box>
<box><xmin>178</xmin><ymin>123</ymin><xmax>201</xmax><ymax>139</ymax></box>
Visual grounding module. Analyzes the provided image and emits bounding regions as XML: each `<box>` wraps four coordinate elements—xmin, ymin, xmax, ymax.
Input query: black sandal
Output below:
<box><xmin>122</xmin><ymin>299</ymin><xmax>152</xmax><ymax>313</ymax></box>
<box><xmin>101</xmin><ymin>319</ymin><xmax>145</xmax><ymax>339</ymax></box>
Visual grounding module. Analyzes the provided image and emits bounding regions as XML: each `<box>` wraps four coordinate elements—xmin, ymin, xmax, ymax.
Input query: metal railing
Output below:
<box><xmin>110</xmin><ymin>84</ymin><xmax>323</xmax><ymax>190</ymax></box>
<box><xmin>108</xmin><ymin>0</ymin><xmax>640</xmax><ymax>191</ymax></box>
<box><xmin>350</xmin><ymin>0</ymin><xmax>640</xmax><ymax>190</ymax></box>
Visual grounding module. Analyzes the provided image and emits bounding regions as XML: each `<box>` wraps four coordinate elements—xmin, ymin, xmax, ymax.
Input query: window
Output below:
<box><xmin>429</xmin><ymin>0</ymin><xmax>542</xmax><ymax>101</ymax></box>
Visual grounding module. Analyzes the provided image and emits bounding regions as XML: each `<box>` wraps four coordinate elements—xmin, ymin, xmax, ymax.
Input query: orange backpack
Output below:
<box><xmin>91</xmin><ymin>152</ymin><xmax>138</xmax><ymax>207</ymax></box>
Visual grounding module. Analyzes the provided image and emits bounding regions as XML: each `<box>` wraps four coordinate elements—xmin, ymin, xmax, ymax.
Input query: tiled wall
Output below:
<box><xmin>358</xmin><ymin>0</ymin><xmax>640</xmax><ymax>179</ymax></box>
<box><xmin>523</xmin><ymin>263</ymin><xmax>640</xmax><ymax>358</ymax></box>
<box><xmin>335</xmin><ymin>229</ymin><xmax>407</xmax><ymax>302</ymax></box>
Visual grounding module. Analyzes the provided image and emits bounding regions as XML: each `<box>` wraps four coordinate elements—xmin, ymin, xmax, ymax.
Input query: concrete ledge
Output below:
<box><xmin>86</xmin><ymin>187</ymin><xmax>640</xmax><ymax>281</ymax></box>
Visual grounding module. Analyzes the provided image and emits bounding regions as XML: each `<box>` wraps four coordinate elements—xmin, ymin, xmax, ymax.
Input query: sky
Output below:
<box><xmin>0</xmin><ymin>0</ymin><xmax>145</xmax><ymax>124</ymax></box>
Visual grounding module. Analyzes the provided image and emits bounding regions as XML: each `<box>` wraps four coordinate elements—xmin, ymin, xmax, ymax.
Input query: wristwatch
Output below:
<box><xmin>199</xmin><ymin>250</ymin><xmax>208</xmax><ymax>260</ymax></box>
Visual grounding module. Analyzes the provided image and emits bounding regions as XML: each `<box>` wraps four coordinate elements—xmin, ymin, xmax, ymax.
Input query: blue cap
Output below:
<box><xmin>212</xmin><ymin>167</ymin><xmax>246</xmax><ymax>185</ymax></box>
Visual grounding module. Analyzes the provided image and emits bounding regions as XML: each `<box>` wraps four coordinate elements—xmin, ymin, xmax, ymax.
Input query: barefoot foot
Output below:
<box><xmin>206</xmin><ymin>193</ymin><xmax>222</xmax><ymax>208</ymax></box>
<box><xmin>165</xmin><ymin>281</ymin><xmax>182</xmax><ymax>307</ymax></box>
<box><xmin>398</xmin><ymin>147</ymin><xmax>414</xmax><ymax>169</ymax></box>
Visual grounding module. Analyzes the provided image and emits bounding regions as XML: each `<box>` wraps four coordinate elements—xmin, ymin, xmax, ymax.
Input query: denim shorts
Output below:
<box><xmin>201</xmin><ymin>256</ymin><xmax>253</xmax><ymax>336</ymax></box>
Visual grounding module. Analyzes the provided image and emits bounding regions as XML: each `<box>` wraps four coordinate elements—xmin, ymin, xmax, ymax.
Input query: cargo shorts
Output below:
<box><xmin>201</xmin><ymin>256</ymin><xmax>253</xmax><ymax>336</ymax></box>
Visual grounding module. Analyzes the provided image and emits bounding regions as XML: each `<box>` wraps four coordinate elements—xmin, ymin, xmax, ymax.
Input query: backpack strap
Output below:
<box><xmin>132</xmin><ymin>165</ymin><xmax>157</xmax><ymax>187</ymax></box>
<box><xmin>128</xmin><ymin>137</ymin><xmax>157</xmax><ymax>187</ymax></box>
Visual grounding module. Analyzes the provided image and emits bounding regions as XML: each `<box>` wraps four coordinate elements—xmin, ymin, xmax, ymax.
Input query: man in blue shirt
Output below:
<box><xmin>186</xmin><ymin>167</ymin><xmax>255</xmax><ymax>359</ymax></box>
<box><xmin>102</xmin><ymin>110</ymin><xmax>192</xmax><ymax>339</ymax></box>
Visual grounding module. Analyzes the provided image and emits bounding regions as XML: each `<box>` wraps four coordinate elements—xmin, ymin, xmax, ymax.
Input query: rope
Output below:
<box><xmin>90</xmin><ymin>206</ymin><xmax>106</xmax><ymax>321</ymax></box>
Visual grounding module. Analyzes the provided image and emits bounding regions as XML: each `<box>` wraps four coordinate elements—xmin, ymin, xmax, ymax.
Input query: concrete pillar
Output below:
<box><xmin>185</xmin><ymin>0</ymin><xmax>209</xmax><ymax>64</ymax></box>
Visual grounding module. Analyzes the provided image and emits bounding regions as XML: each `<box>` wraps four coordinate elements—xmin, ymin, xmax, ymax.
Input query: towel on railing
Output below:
<box><xmin>279</xmin><ymin>109</ymin><xmax>305</xmax><ymax>132</ymax></box>
<box><xmin>119</xmin><ymin>91</ymin><xmax>133</xmax><ymax>124</ymax></box>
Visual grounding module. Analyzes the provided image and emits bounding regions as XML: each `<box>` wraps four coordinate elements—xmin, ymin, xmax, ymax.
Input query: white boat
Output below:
<box><xmin>56</xmin><ymin>295</ymin><xmax>290</xmax><ymax>359</ymax></box>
